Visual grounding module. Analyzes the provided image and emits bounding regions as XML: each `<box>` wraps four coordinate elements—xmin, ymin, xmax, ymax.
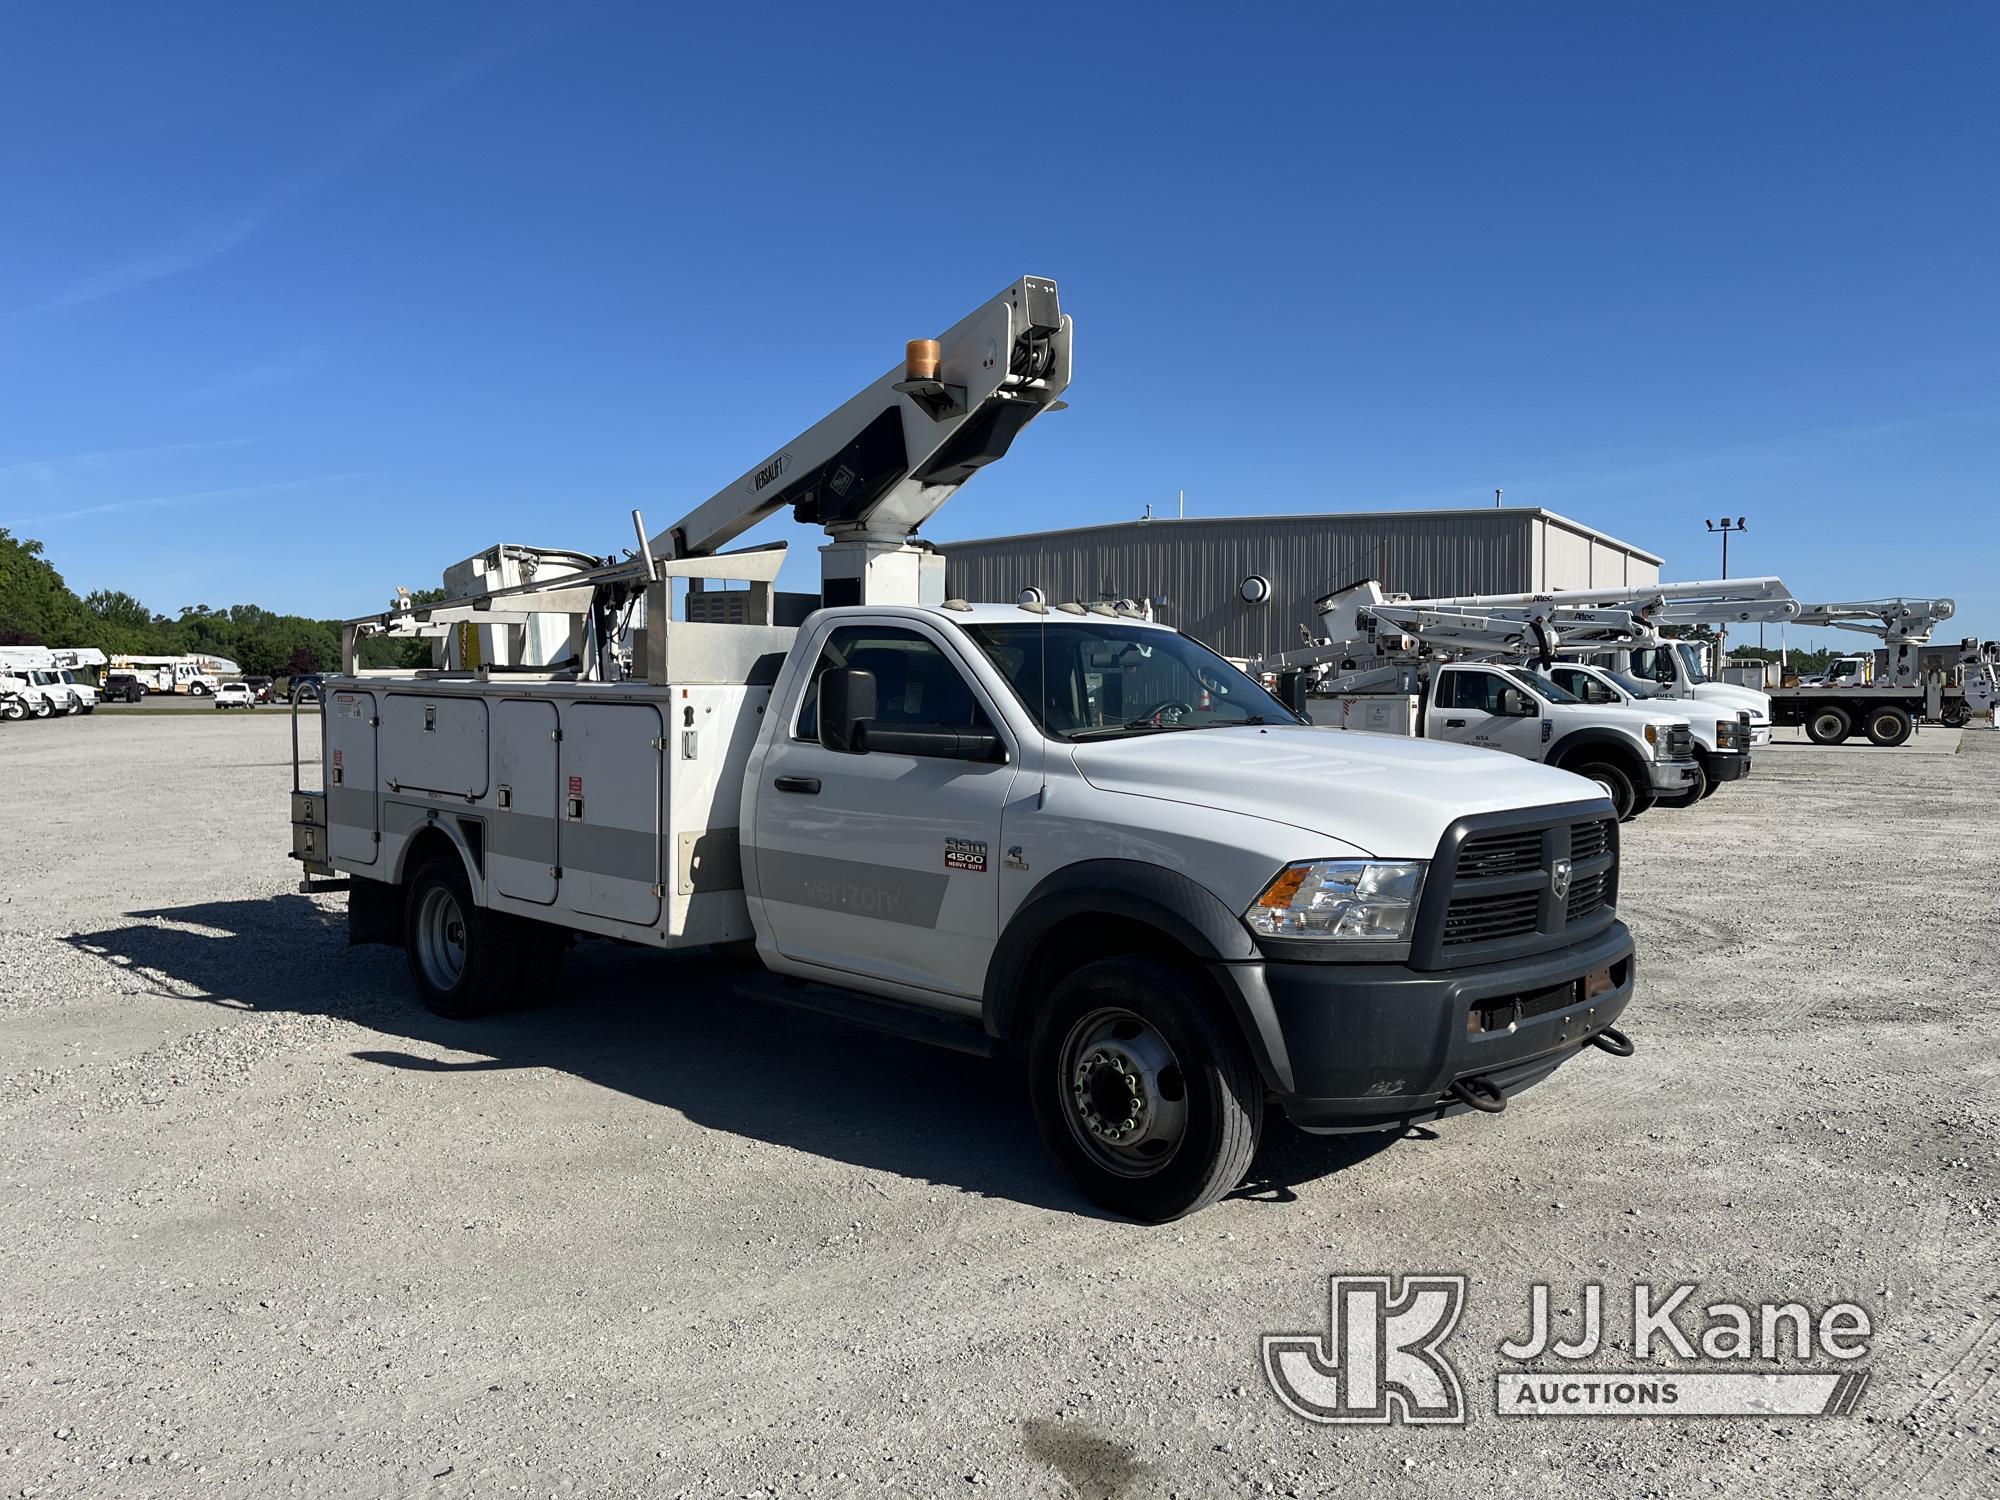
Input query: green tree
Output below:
<box><xmin>0</xmin><ymin>527</ymin><xmax>89</xmax><ymax>646</ymax></box>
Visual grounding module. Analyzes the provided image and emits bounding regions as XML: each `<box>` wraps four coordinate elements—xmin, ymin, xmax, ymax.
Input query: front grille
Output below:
<box><xmin>1570</xmin><ymin>819</ymin><xmax>1612</xmax><ymax>863</ymax></box>
<box><xmin>1566</xmin><ymin>869</ymin><xmax>1609</xmax><ymax>921</ymax></box>
<box><xmin>1427</xmin><ymin>808</ymin><xmax>1620</xmax><ymax>966</ymax></box>
<box><xmin>1457</xmin><ymin>829</ymin><xmax>1543</xmax><ymax>878</ymax></box>
<box><xmin>1663</xmin><ymin>725</ymin><xmax>1695</xmax><ymax>760</ymax></box>
<box><xmin>1442</xmin><ymin>890</ymin><xmax>1540</xmax><ymax>943</ymax></box>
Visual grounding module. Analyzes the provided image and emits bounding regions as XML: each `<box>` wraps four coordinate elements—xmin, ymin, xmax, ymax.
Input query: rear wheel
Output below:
<box><xmin>1863</xmin><ymin>705</ymin><xmax>1913</xmax><ymax>747</ymax></box>
<box><xmin>403</xmin><ymin>855</ymin><xmax>567</xmax><ymax>1018</ymax></box>
<box><xmin>1029</xmin><ymin>955</ymin><xmax>1261</xmax><ymax>1222</ymax></box>
<box><xmin>1805</xmin><ymin>705</ymin><xmax>1852</xmax><ymax>745</ymax></box>
<box><xmin>1569</xmin><ymin>758</ymin><xmax>1639</xmax><ymax>821</ymax></box>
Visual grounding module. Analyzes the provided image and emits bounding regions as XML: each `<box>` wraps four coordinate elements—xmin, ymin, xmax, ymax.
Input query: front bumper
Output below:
<box><xmin>1704</xmin><ymin>748</ymin><xmax>1752</xmax><ymax>783</ymax></box>
<box><xmin>1646</xmin><ymin>757</ymin><xmax>1700</xmax><ymax>794</ymax></box>
<box><xmin>1219</xmin><ymin>920</ymin><xmax>1635</xmax><ymax>1133</ymax></box>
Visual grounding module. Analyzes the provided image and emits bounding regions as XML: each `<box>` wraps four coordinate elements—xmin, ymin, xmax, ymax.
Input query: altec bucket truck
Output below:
<box><xmin>1420</xmin><ymin>577</ymin><xmax>1789</xmax><ymax>749</ymax></box>
<box><xmin>1253</xmin><ymin>582</ymin><xmax>1701</xmax><ymax>821</ymax></box>
<box><xmin>288</xmin><ymin>278</ymin><xmax>1638</xmax><ymax>1221</ymax></box>
<box><xmin>1766</xmin><ymin>597</ymin><xmax>1997</xmax><ymax>744</ymax></box>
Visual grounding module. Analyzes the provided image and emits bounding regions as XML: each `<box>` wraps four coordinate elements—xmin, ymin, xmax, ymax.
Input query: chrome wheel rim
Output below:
<box><xmin>1059</xmin><ymin>1007</ymin><xmax>1189</xmax><ymax>1177</ymax></box>
<box><xmin>415</xmin><ymin>885</ymin><xmax>467</xmax><ymax>991</ymax></box>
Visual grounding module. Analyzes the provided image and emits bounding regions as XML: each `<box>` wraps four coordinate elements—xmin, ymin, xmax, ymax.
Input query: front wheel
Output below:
<box><xmin>1806</xmin><ymin>705</ymin><xmax>1851</xmax><ymax>745</ymax></box>
<box><xmin>188</xmin><ymin>683</ymin><xmax>210</xmax><ymax>697</ymax></box>
<box><xmin>403</xmin><ymin>856</ymin><xmax>566</xmax><ymax>1019</ymax></box>
<box><xmin>1029</xmin><ymin>956</ymin><xmax>1261</xmax><ymax>1222</ymax></box>
<box><xmin>29</xmin><ymin>697</ymin><xmax>52</xmax><ymax>720</ymax></box>
<box><xmin>1570</xmin><ymin>759</ymin><xmax>1639</xmax><ymax>821</ymax></box>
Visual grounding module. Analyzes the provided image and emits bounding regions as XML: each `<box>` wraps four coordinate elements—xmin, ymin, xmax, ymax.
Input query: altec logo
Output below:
<box><xmin>1263</xmin><ymin>1276</ymin><xmax>1467</xmax><ymax>1425</ymax></box>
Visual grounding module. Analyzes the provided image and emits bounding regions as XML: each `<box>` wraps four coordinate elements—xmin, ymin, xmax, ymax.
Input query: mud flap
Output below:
<box><xmin>348</xmin><ymin>876</ymin><xmax>404</xmax><ymax>948</ymax></box>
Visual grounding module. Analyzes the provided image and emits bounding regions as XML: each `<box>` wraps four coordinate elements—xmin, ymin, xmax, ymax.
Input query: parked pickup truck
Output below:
<box><xmin>1542</xmin><ymin>662</ymin><xmax>1754</xmax><ymax>804</ymax></box>
<box><xmin>301</xmin><ymin>605</ymin><xmax>1637</xmax><ymax>1220</ymax></box>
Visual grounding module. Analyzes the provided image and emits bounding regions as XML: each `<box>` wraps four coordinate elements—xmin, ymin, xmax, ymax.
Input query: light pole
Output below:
<box><xmin>1705</xmin><ymin>516</ymin><xmax>1747</xmax><ymax>668</ymax></box>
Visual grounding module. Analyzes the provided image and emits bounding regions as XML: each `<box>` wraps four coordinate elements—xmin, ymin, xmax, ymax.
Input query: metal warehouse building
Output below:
<box><xmin>941</xmin><ymin>507</ymin><xmax>1664</xmax><ymax>660</ymax></box>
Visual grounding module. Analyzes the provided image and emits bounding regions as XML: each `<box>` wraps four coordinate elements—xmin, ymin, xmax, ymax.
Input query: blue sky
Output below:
<box><xmin>3</xmin><ymin>2</ymin><xmax>1995</xmax><ymax>651</ymax></box>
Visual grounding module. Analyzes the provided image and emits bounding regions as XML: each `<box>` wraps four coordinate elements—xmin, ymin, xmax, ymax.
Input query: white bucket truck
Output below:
<box><xmin>1257</xmin><ymin>582</ymin><xmax>1702</xmax><ymax>822</ymax></box>
<box><xmin>290</xmin><ymin>279</ymin><xmax>1638</xmax><ymax>1220</ymax></box>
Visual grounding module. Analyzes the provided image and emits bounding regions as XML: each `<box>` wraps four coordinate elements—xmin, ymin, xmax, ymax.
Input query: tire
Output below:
<box><xmin>0</xmin><ymin>698</ymin><xmax>24</xmax><ymax>722</ymax></box>
<box><xmin>1568</xmin><ymin>758</ymin><xmax>1639</xmax><ymax>821</ymax></box>
<box><xmin>1805</xmin><ymin>706</ymin><xmax>1851</xmax><ymax>745</ymax></box>
<box><xmin>1028</xmin><ymin>955</ymin><xmax>1261</xmax><ymax>1222</ymax></box>
<box><xmin>403</xmin><ymin>854</ymin><xmax>566</xmax><ymax>1019</ymax></box>
<box><xmin>1941</xmin><ymin>704</ymin><xmax>1970</xmax><ymax>728</ymax></box>
<box><xmin>29</xmin><ymin>697</ymin><xmax>52</xmax><ymax>720</ymax></box>
<box><xmin>1697</xmin><ymin>772</ymin><xmax>1722</xmax><ymax>799</ymax></box>
<box><xmin>1863</xmin><ymin>705</ymin><xmax>1914</xmax><ymax>748</ymax></box>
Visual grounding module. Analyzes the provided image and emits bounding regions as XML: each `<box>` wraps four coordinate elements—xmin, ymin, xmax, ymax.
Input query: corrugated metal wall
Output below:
<box><xmin>943</xmin><ymin>510</ymin><xmax>1662</xmax><ymax>659</ymax></box>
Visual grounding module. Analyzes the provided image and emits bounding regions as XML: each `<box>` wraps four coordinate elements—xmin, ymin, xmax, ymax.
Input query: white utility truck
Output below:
<box><xmin>1764</xmin><ymin>598</ymin><xmax>1996</xmax><ymax>742</ymax></box>
<box><xmin>1255</xmin><ymin>582</ymin><xmax>1701</xmax><ymax>822</ymax></box>
<box><xmin>290</xmin><ymin>278</ymin><xmax>1637</xmax><ymax>1220</ymax></box>
<box><xmin>106</xmin><ymin>654</ymin><xmax>228</xmax><ymax>696</ymax></box>
<box><xmin>1539</xmin><ymin>662</ymin><xmax>1752</xmax><ymax>804</ymax></box>
<box><xmin>1419</xmin><ymin>578</ymin><xmax>1786</xmax><ymax>753</ymax></box>
<box><xmin>0</xmin><ymin>647</ymin><xmax>100</xmax><ymax>717</ymax></box>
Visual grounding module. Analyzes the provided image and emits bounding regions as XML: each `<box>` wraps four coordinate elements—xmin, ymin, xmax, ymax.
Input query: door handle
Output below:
<box><xmin>773</xmin><ymin>775</ymin><xmax>821</xmax><ymax>795</ymax></box>
<box><xmin>1445</xmin><ymin>718</ymin><xmax>1466</xmax><ymax>727</ymax></box>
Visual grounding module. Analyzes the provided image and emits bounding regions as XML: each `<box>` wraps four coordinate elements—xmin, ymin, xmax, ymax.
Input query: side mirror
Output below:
<box><xmin>1500</xmin><ymin>687</ymin><xmax>1535</xmax><ymax>717</ymax></box>
<box><xmin>818</xmin><ymin>667</ymin><xmax>876</xmax><ymax>754</ymax></box>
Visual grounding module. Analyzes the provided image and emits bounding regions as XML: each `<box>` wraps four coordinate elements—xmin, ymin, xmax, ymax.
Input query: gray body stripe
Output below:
<box><xmin>760</xmin><ymin>850</ymin><xmax>948</xmax><ymax>928</ymax></box>
<box><xmin>327</xmin><ymin>785</ymin><xmax>375</xmax><ymax>831</ymax></box>
<box><xmin>332</xmin><ymin>795</ymin><xmax>658</xmax><ymax>886</ymax></box>
<box><xmin>552</xmin><ymin>821</ymin><xmax>659</xmax><ymax>883</ymax></box>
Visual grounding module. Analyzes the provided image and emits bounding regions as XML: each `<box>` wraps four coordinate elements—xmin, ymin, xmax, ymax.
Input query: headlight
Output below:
<box><xmin>1245</xmin><ymin>859</ymin><xmax>1426</xmax><ymax>941</ymax></box>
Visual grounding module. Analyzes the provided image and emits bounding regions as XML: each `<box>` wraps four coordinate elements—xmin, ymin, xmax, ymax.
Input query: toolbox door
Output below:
<box><xmin>324</xmin><ymin>690</ymin><xmax>379</xmax><ymax>866</ymax></box>
<box><xmin>491</xmin><ymin>699</ymin><xmax>559</xmax><ymax>904</ymax></box>
<box><xmin>558</xmin><ymin>702</ymin><xmax>663</xmax><ymax>926</ymax></box>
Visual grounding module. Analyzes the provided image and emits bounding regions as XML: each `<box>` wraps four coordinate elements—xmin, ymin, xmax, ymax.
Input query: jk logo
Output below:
<box><xmin>1263</xmin><ymin>1275</ymin><xmax>1467</xmax><ymax>1425</ymax></box>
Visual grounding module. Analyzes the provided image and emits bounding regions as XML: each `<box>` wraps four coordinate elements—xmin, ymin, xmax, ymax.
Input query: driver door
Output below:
<box><xmin>752</xmin><ymin>619</ymin><xmax>1021</xmax><ymax>1003</ymax></box>
<box><xmin>1430</xmin><ymin>667</ymin><xmax>1545</xmax><ymax>757</ymax></box>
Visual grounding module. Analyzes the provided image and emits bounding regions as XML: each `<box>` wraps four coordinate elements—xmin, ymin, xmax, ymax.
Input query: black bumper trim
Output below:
<box><xmin>1243</xmin><ymin>920</ymin><xmax>1636</xmax><ymax>1132</ymax></box>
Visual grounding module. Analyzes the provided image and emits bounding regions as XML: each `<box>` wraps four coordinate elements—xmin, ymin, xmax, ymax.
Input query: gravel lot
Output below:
<box><xmin>2</xmin><ymin>713</ymin><xmax>1995</xmax><ymax>1498</ymax></box>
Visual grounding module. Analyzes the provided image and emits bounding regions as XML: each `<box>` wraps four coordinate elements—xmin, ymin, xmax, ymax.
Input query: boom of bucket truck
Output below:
<box><xmin>286</xmin><ymin>278</ymin><xmax>1644</xmax><ymax>1222</ymax></box>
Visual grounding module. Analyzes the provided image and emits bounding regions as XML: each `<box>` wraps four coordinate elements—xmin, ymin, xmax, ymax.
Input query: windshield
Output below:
<box><xmin>1675</xmin><ymin>642</ymin><xmax>1711</xmax><ymax>684</ymax></box>
<box><xmin>962</xmin><ymin>621</ymin><xmax>1300</xmax><ymax>740</ymax></box>
<box><xmin>1504</xmin><ymin>667</ymin><xmax>1581</xmax><ymax>704</ymax></box>
<box><xmin>1608</xmin><ymin>670</ymin><xmax>1664</xmax><ymax>699</ymax></box>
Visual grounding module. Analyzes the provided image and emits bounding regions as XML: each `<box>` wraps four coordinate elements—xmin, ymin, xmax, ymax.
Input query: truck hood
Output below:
<box><xmin>1700</xmin><ymin>682</ymin><xmax>1771</xmax><ymax>721</ymax></box>
<box><xmin>1069</xmin><ymin>724</ymin><xmax>1604</xmax><ymax>858</ymax></box>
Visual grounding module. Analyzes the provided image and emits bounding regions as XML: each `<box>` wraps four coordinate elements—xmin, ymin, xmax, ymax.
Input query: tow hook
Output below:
<box><xmin>1591</xmin><ymin>1025</ymin><xmax>1636</xmax><ymax>1058</ymax></box>
<box><xmin>1446</xmin><ymin>1076</ymin><xmax>1507</xmax><ymax>1114</ymax></box>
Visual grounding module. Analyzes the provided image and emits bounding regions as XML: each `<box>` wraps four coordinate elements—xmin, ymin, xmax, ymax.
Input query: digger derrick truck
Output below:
<box><xmin>1763</xmin><ymin>598</ymin><xmax>1995</xmax><ymax>744</ymax></box>
<box><xmin>287</xmin><ymin>278</ymin><xmax>1637</xmax><ymax>1221</ymax></box>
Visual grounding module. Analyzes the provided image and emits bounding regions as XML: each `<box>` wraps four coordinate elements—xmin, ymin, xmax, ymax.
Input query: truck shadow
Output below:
<box><xmin>66</xmin><ymin>895</ymin><xmax>1396</xmax><ymax>1216</ymax></box>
